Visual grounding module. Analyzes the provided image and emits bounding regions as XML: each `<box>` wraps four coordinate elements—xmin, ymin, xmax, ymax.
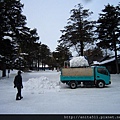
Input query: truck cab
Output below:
<box><xmin>94</xmin><ymin>66</ymin><xmax>111</xmax><ymax>88</ymax></box>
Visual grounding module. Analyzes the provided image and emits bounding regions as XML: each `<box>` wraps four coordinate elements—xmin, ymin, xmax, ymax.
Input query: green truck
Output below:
<box><xmin>60</xmin><ymin>66</ymin><xmax>111</xmax><ymax>89</ymax></box>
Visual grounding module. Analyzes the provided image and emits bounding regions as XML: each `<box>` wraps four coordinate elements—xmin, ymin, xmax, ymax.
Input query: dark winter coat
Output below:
<box><xmin>14</xmin><ymin>74</ymin><xmax>23</xmax><ymax>88</ymax></box>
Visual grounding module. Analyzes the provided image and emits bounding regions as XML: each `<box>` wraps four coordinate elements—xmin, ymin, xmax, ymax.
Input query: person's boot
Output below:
<box><xmin>16</xmin><ymin>93</ymin><xmax>20</xmax><ymax>100</ymax></box>
<box><xmin>20</xmin><ymin>96</ymin><xmax>23</xmax><ymax>99</ymax></box>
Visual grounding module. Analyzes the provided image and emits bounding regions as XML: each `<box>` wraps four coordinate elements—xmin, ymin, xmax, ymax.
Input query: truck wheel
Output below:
<box><xmin>69</xmin><ymin>81</ymin><xmax>77</xmax><ymax>89</ymax></box>
<box><xmin>97</xmin><ymin>81</ymin><xmax>105</xmax><ymax>88</ymax></box>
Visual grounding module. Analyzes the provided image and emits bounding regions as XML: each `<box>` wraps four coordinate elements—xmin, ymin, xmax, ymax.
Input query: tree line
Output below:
<box><xmin>58</xmin><ymin>3</ymin><xmax>120</xmax><ymax>73</ymax></box>
<box><xmin>0</xmin><ymin>0</ymin><xmax>120</xmax><ymax>77</ymax></box>
<box><xmin>0</xmin><ymin>0</ymin><xmax>71</xmax><ymax>77</ymax></box>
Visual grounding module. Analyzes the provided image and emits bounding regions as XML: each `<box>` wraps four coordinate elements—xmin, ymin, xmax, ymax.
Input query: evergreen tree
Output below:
<box><xmin>40</xmin><ymin>44</ymin><xmax>51</xmax><ymax>70</ymax></box>
<box><xmin>53</xmin><ymin>44</ymin><xmax>72</xmax><ymax>67</ymax></box>
<box><xmin>0</xmin><ymin>0</ymin><xmax>26</xmax><ymax>40</ymax></box>
<box><xmin>0</xmin><ymin>0</ymin><xmax>40</xmax><ymax>76</ymax></box>
<box><xmin>19</xmin><ymin>28</ymin><xmax>40</xmax><ymax>57</ymax></box>
<box><xmin>96</xmin><ymin>3</ymin><xmax>120</xmax><ymax>73</ymax></box>
<box><xmin>13</xmin><ymin>27</ymin><xmax>40</xmax><ymax>70</ymax></box>
<box><xmin>58</xmin><ymin>4</ymin><xmax>95</xmax><ymax>56</ymax></box>
<box><xmin>84</xmin><ymin>47</ymin><xmax>103</xmax><ymax>64</ymax></box>
<box><xmin>0</xmin><ymin>0</ymin><xmax>27</xmax><ymax>76</ymax></box>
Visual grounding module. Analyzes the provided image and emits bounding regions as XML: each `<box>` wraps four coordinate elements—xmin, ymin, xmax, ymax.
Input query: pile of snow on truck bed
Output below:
<box><xmin>70</xmin><ymin>56</ymin><xmax>89</xmax><ymax>67</ymax></box>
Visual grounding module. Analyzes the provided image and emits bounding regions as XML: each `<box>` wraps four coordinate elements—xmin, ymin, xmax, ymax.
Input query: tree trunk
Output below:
<box><xmin>2</xmin><ymin>69</ymin><xmax>6</xmax><ymax>77</ymax></box>
<box><xmin>38</xmin><ymin>56</ymin><xmax>40</xmax><ymax>71</ymax></box>
<box><xmin>113</xmin><ymin>35</ymin><xmax>119</xmax><ymax>74</ymax></box>
<box><xmin>80</xmin><ymin>41</ymin><xmax>84</xmax><ymax>56</ymax></box>
<box><xmin>114</xmin><ymin>49</ymin><xmax>119</xmax><ymax>74</ymax></box>
<box><xmin>2</xmin><ymin>63</ymin><xmax>6</xmax><ymax>77</ymax></box>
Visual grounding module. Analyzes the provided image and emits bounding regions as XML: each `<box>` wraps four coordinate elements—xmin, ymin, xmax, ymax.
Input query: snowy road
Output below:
<box><xmin>0</xmin><ymin>70</ymin><xmax>120</xmax><ymax>114</ymax></box>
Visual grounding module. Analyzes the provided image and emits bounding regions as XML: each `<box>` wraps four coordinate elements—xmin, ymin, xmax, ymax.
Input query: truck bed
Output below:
<box><xmin>61</xmin><ymin>68</ymin><xmax>95</xmax><ymax>82</ymax></box>
<box><xmin>62</xmin><ymin>68</ymin><xmax>93</xmax><ymax>76</ymax></box>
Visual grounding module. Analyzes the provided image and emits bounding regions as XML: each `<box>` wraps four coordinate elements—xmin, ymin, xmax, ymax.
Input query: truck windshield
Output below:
<box><xmin>97</xmin><ymin>68</ymin><xmax>109</xmax><ymax>75</ymax></box>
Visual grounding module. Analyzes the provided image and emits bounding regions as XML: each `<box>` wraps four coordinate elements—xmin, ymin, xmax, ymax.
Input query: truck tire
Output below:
<box><xmin>97</xmin><ymin>81</ymin><xmax>105</xmax><ymax>88</ymax></box>
<box><xmin>69</xmin><ymin>81</ymin><xmax>77</xmax><ymax>89</ymax></box>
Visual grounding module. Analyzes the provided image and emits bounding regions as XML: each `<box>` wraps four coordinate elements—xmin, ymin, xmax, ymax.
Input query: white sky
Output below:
<box><xmin>21</xmin><ymin>0</ymin><xmax>119</xmax><ymax>52</ymax></box>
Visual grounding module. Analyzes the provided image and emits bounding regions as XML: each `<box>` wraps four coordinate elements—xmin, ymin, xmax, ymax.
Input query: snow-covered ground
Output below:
<box><xmin>0</xmin><ymin>70</ymin><xmax>120</xmax><ymax>114</ymax></box>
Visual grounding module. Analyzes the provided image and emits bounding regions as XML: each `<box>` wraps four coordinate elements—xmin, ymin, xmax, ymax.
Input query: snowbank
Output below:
<box><xmin>70</xmin><ymin>56</ymin><xmax>89</xmax><ymax>67</ymax></box>
<box><xmin>24</xmin><ymin>76</ymin><xmax>61</xmax><ymax>94</ymax></box>
<box><xmin>9</xmin><ymin>69</ymin><xmax>18</xmax><ymax>75</ymax></box>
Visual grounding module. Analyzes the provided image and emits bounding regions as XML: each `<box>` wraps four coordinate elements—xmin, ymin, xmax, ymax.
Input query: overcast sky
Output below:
<box><xmin>21</xmin><ymin>0</ymin><xmax>119</xmax><ymax>52</ymax></box>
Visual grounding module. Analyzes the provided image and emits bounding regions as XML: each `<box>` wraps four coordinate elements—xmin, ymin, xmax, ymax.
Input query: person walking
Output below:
<box><xmin>14</xmin><ymin>70</ymin><xmax>23</xmax><ymax>100</ymax></box>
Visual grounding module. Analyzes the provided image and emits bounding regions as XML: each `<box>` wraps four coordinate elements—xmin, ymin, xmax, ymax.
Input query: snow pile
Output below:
<box><xmin>9</xmin><ymin>69</ymin><xmax>19</xmax><ymax>75</ymax></box>
<box><xmin>70</xmin><ymin>56</ymin><xmax>89</xmax><ymax>67</ymax></box>
<box><xmin>24</xmin><ymin>76</ymin><xmax>61</xmax><ymax>94</ymax></box>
